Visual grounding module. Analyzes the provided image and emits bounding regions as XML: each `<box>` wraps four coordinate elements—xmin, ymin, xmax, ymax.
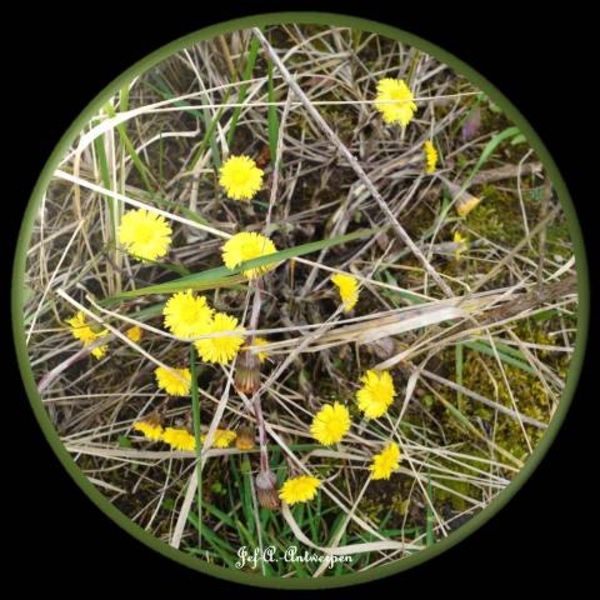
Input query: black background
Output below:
<box><xmin>7</xmin><ymin>3</ymin><xmax>594</xmax><ymax>596</ymax></box>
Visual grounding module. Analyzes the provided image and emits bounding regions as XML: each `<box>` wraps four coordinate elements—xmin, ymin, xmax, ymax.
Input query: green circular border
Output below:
<box><xmin>12</xmin><ymin>12</ymin><xmax>589</xmax><ymax>590</ymax></box>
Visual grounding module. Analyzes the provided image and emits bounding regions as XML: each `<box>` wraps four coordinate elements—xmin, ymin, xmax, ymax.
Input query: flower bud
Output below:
<box><xmin>255</xmin><ymin>470</ymin><xmax>280</xmax><ymax>510</ymax></box>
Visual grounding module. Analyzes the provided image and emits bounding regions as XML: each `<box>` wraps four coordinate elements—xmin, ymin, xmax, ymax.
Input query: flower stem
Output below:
<box><xmin>248</xmin><ymin>279</ymin><xmax>270</xmax><ymax>473</ymax></box>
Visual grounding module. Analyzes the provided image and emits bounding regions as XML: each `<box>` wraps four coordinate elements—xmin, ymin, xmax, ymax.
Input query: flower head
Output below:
<box><xmin>194</xmin><ymin>312</ymin><xmax>246</xmax><ymax>365</ymax></box>
<box><xmin>126</xmin><ymin>325</ymin><xmax>143</xmax><ymax>343</ymax></box>
<box><xmin>235</xmin><ymin>426</ymin><xmax>255</xmax><ymax>451</ymax></box>
<box><xmin>245</xmin><ymin>337</ymin><xmax>270</xmax><ymax>363</ymax></box>
<box><xmin>255</xmin><ymin>470</ymin><xmax>280</xmax><ymax>510</ymax></box>
<box><xmin>222</xmin><ymin>232</ymin><xmax>278</xmax><ymax>280</ymax></box>
<box><xmin>219</xmin><ymin>155</ymin><xmax>264</xmax><ymax>201</ymax></box>
<box><xmin>331</xmin><ymin>273</ymin><xmax>359</xmax><ymax>312</ymax></box>
<box><xmin>67</xmin><ymin>312</ymin><xmax>98</xmax><ymax>345</ymax></box>
<box><xmin>201</xmin><ymin>429</ymin><xmax>237</xmax><ymax>449</ymax></box>
<box><xmin>234</xmin><ymin>349</ymin><xmax>261</xmax><ymax>395</ymax></box>
<box><xmin>66</xmin><ymin>311</ymin><xmax>109</xmax><ymax>360</ymax></box>
<box><xmin>163</xmin><ymin>290</ymin><xmax>213</xmax><ymax>338</ymax></box>
<box><xmin>370</xmin><ymin>442</ymin><xmax>401</xmax><ymax>480</ymax></box>
<box><xmin>423</xmin><ymin>140</ymin><xmax>438</xmax><ymax>174</ymax></box>
<box><xmin>279</xmin><ymin>475</ymin><xmax>321</xmax><ymax>505</ymax></box>
<box><xmin>453</xmin><ymin>231</ymin><xmax>468</xmax><ymax>261</ymax></box>
<box><xmin>455</xmin><ymin>193</ymin><xmax>482</xmax><ymax>217</ymax></box>
<box><xmin>154</xmin><ymin>366</ymin><xmax>192</xmax><ymax>396</ymax></box>
<box><xmin>117</xmin><ymin>208</ymin><xmax>172</xmax><ymax>261</ymax></box>
<box><xmin>162</xmin><ymin>427</ymin><xmax>196</xmax><ymax>452</ymax></box>
<box><xmin>375</xmin><ymin>78</ymin><xmax>417</xmax><ymax>127</ymax></box>
<box><xmin>356</xmin><ymin>370</ymin><xmax>396</xmax><ymax>419</ymax></box>
<box><xmin>310</xmin><ymin>402</ymin><xmax>351</xmax><ymax>446</ymax></box>
<box><xmin>90</xmin><ymin>344</ymin><xmax>108</xmax><ymax>360</ymax></box>
<box><xmin>133</xmin><ymin>415</ymin><xmax>163</xmax><ymax>441</ymax></box>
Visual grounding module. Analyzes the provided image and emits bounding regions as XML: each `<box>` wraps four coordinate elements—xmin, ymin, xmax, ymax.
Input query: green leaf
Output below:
<box><xmin>466</xmin><ymin>126</ymin><xmax>520</xmax><ymax>184</ymax></box>
<box><xmin>118</xmin><ymin>435</ymin><xmax>132</xmax><ymax>448</ymax></box>
<box><xmin>104</xmin><ymin>227</ymin><xmax>375</xmax><ymax>301</ymax></box>
<box><xmin>465</xmin><ymin>340</ymin><xmax>535</xmax><ymax>375</ymax></box>
<box><xmin>267</xmin><ymin>59</ymin><xmax>280</xmax><ymax>166</ymax></box>
<box><xmin>227</xmin><ymin>36</ymin><xmax>261</xmax><ymax>147</ymax></box>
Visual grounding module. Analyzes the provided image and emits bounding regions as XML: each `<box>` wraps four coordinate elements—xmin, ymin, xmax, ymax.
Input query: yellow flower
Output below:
<box><xmin>356</xmin><ymin>370</ymin><xmax>396</xmax><ymax>419</ymax></box>
<box><xmin>163</xmin><ymin>290</ymin><xmax>213</xmax><ymax>338</ymax></box>
<box><xmin>91</xmin><ymin>344</ymin><xmax>109</xmax><ymax>360</ymax></box>
<box><xmin>66</xmin><ymin>311</ymin><xmax>109</xmax><ymax>360</ymax></box>
<box><xmin>245</xmin><ymin>337</ymin><xmax>270</xmax><ymax>363</ymax></box>
<box><xmin>310</xmin><ymin>402</ymin><xmax>351</xmax><ymax>446</ymax></box>
<box><xmin>279</xmin><ymin>475</ymin><xmax>321</xmax><ymax>505</ymax></box>
<box><xmin>126</xmin><ymin>325</ymin><xmax>143</xmax><ymax>343</ymax></box>
<box><xmin>201</xmin><ymin>429</ymin><xmax>237</xmax><ymax>449</ymax></box>
<box><xmin>370</xmin><ymin>442</ymin><xmax>401</xmax><ymax>480</ymax></box>
<box><xmin>453</xmin><ymin>231</ymin><xmax>468</xmax><ymax>261</ymax></box>
<box><xmin>375</xmin><ymin>78</ymin><xmax>417</xmax><ymax>127</ymax></box>
<box><xmin>133</xmin><ymin>417</ymin><xmax>163</xmax><ymax>442</ymax></box>
<box><xmin>194</xmin><ymin>312</ymin><xmax>246</xmax><ymax>365</ymax></box>
<box><xmin>117</xmin><ymin>208</ymin><xmax>172</xmax><ymax>261</ymax></box>
<box><xmin>331</xmin><ymin>273</ymin><xmax>359</xmax><ymax>312</ymax></box>
<box><xmin>154</xmin><ymin>366</ymin><xmax>192</xmax><ymax>396</ymax></box>
<box><xmin>423</xmin><ymin>140</ymin><xmax>438</xmax><ymax>174</ymax></box>
<box><xmin>162</xmin><ymin>427</ymin><xmax>196</xmax><ymax>452</ymax></box>
<box><xmin>67</xmin><ymin>312</ymin><xmax>97</xmax><ymax>345</ymax></box>
<box><xmin>222</xmin><ymin>232</ymin><xmax>278</xmax><ymax>280</ymax></box>
<box><xmin>455</xmin><ymin>194</ymin><xmax>482</xmax><ymax>217</ymax></box>
<box><xmin>219</xmin><ymin>155</ymin><xmax>264</xmax><ymax>201</ymax></box>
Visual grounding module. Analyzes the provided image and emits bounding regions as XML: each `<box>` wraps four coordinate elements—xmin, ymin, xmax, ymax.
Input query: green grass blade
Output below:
<box><xmin>104</xmin><ymin>102</ymin><xmax>155</xmax><ymax>191</ymax></box>
<box><xmin>105</xmin><ymin>227</ymin><xmax>375</xmax><ymax>301</ymax></box>
<box><xmin>189</xmin><ymin>344</ymin><xmax>203</xmax><ymax>548</ymax></box>
<box><xmin>267</xmin><ymin>59</ymin><xmax>280</xmax><ymax>165</ymax></box>
<box><xmin>426</xmin><ymin>473</ymin><xmax>434</xmax><ymax>546</ymax></box>
<box><xmin>465</xmin><ymin>340</ymin><xmax>536</xmax><ymax>375</ymax></box>
<box><xmin>227</xmin><ymin>36</ymin><xmax>261</xmax><ymax>147</ymax></box>
<box><xmin>466</xmin><ymin>126</ymin><xmax>520</xmax><ymax>184</ymax></box>
<box><xmin>92</xmin><ymin>135</ymin><xmax>115</xmax><ymax>235</ymax></box>
<box><xmin>455</xmin><ymin>342</ymin><xmax>464</xmax><ymax>410</ymax></box>
<box><xmin>149</xmin><ymin>73</ymin><xmax>227</xmax><ymax>171</ymax></box>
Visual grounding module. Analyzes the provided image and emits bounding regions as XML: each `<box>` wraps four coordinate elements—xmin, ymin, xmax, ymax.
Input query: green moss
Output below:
<box><xmin>457</xmin><ymin>323</ymin><xmax>568</xmax><ymax>463</ymax></box>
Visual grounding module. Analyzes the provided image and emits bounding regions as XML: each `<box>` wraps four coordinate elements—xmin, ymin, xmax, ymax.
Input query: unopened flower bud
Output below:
<box><xmin>255</xmin><ymin>470</ymin><xmax>280</xmax><ymax>510</ymax></box>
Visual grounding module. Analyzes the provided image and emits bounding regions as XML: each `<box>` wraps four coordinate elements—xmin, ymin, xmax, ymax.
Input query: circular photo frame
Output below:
<box><xmin>12</xmin><ymin>13</ymin><xmax>587</xmax><ymax>589</ymax></box>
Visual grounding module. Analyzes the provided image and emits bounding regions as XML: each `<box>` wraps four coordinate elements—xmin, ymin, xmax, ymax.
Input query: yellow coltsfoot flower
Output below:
<box><xmin>163</xmin><ymin>290</ymin><xmax>213</xmax><ymax>338</ymax></box>
<box><xmin>201</xmin><ymin>429</ymin><xmax>237</xmax><ymax>449</ymax></box>
<box><xmin>154</xmin><ymin>366</ymin><xmax>192</xmax><ymax>396</ymax></box>
<box><xmin>162</xmin><ymin>427</ymin><xmax>196</xmax><ymax>452</ymax></box>
<box><xmin>453</xmin><ymin>231</ymin><xmax>468</xmax><ymax>261</ymax></box>
<box><xmin>133</xmin><ymin>414</ymin><xmax>163</xmax><ymax>442</ymax></box>
<box><xmin>310</xmin><ymin>402</ymin><xmax>351</xmax><ymax>445</ymax></box>
<box><xmin>331</xmin><ymin>273</ymin><xmax>359</xmax><ymax>312</ymax></box>
<box><xmin>370</xmin><ymin>442</ymin><xmax>401</xmax><ymax>480</ymax></box>
<box><xmin>219</xmin><ymin>155</ymin><xmax>264</xmax><ymax>201</ymax></box>
<box><xmin>279</xmin><ymin>475</ymin><xmax>321</xmax><ymax>505</ymax></box>
<box><xmin>90</xmin><ymin>344</ymin><xmax>108</xmax><ymax>360</ymax></box>
<box><xmin>125</xmin><ymin>325</ymin><xmax>143</xmax><ymax>343</ymax></box>
<box><xmin>194</xmin><ymin>312</ymin><xmax>246</xmax><ymax>365</ymax></box>
<box><xmin>221</xmin><ymin>232</ymin><xmax>278</xmax><ymax>280</ymax></box>
<box><xmin>67</xmin><ymin>312</ymin><xmax>99</xmax><ymax>345</ymax></box>
<box><xmin>375</xmin><ymin>78</ymin><xmax>417</xmax><ymax>127</ymax></box>
<box><xmin>356</xmin><ymin>370</ymin><xmax>396</xmax><ymax>419</ymax></box>
<box><xmin>456</xmin><ymin>194</ymin><xmax>481</xmax><ymax>217</ymax></box>
<box><xmin>117</xmin><ymin>208</ymin><xmax>172</xmax><ymax>261</ymax></box>
<box><xmin>66</xmin><ymin>311</ymin><xmax>109</xmax><ymax>360</ymax></box>
<box><xmin>423</xmin><ymin>140</ymin><xmax>438</xmax><ymax>174</ymax></box>
<box><xmin>244</xmin><ymin>336</ymin><xmax>270</xmax><ymax>363</ymax></box>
